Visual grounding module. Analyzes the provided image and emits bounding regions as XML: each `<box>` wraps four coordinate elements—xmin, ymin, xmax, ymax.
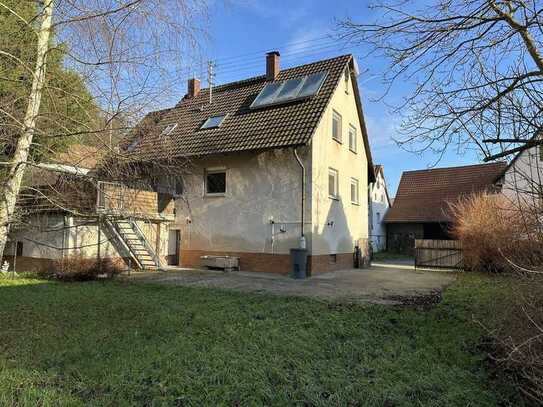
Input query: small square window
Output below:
<box><xmin>349</xmin><ymin>124</ymin><xmax>357</xmax><ymax>153</ymax></box>
<box><xmin>350</xmin><ymin>178</ymin><xmax>359</xmax><ymax>204</ymax></box>
<box><xmin>160</xmin><ymin>123</ymin><xmax>178</xmax><ymax>137</ymax></box>
<box><xmin>205</xmin><ymin>170</ymin><xmax>226</xmax><ymax>195</ymax></box>
<box><xmin>328</xmin><ymin>168</ymin><xmax>339</xmax><ymax>199</ymax></box>
<box><xmin>201</xmin><ymin>114</ymin><xmax>227</xmax><ymax>129</ymax></box>
<box><xmin>329</xmin><ymin>254</ymin><xmax>337</xmax><ymax>264</ymax></box>
<box><xmin>332</xmin><ymin>110</ymin><xmax>342</xmax><ymax>143</ymax></box>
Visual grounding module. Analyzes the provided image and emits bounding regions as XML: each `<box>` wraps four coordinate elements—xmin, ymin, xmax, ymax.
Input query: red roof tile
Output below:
<box><xmin>119</xmin><ymin>54</ymin><xmax>374</xmax><ymax>182</ymax></box>
<box><xmin>384</xmin><ymin>162</ymin><xmax>506</xmax><ymax>223</ymax></box>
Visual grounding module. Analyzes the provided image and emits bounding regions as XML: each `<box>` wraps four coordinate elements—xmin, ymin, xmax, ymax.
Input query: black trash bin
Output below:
<box><xmin>290</xmin><ymin>248</ymin><xmax>308</xmax><ymax>279</ymax></box>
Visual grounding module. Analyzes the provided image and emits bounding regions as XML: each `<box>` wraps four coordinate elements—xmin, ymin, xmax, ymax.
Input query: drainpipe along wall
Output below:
<box><xmin>293</xmin><ymin>147</ymin><xmax>306</xmax><ymax>249</ymax></box>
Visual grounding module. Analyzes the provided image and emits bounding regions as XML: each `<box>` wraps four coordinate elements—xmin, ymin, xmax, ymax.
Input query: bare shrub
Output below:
<box><xmin>450</xmin><ymin>193</ymin><xmax>542</xmax><ymax>273</ymax></box>
<box><xmin>450</xmin><ymin>193</ymin><xmax>510</xmax><ymax>272</ymax></box>
<box><xmin>490</xmin><ymin>276</ymin><xmax>543</xmax><ymax>404</ymax></box>
<box><xmin>38</xmin><ymin>255</ymin><xmax>123</xmax><ymax>282</ymax></box>
<box><xmin>451</xmin><ymin>193</ymin><xmax>543</xmax><ymax>402</ymax></box>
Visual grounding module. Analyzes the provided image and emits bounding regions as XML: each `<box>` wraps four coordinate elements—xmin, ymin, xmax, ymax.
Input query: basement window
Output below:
<box><xmin>205</xmin><ymin>169</ymin><xmax>226</xmax><ymax>195</ymax></box>
<box><xmin>201</xmin><ymin>114</ymin><xmax>227</xmax><ymax>129</ymax></box>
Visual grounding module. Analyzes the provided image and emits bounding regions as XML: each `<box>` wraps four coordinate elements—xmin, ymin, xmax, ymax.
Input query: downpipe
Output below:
<box><xmin>293</xmin><ymin>148</ymin><xmax>306</xmax><ymax>249</ymax></box>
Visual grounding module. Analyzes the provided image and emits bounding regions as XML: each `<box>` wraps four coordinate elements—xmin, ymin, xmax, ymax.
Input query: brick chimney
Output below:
<box><xmin>187</xmin><ymin>78</ymin><xmax>200</xmax><ymax>98</ymax></box>
<box><xmin>266</xmin><ymin>51</ymin><xmax>280</xmax><ymax>81</ymax></box>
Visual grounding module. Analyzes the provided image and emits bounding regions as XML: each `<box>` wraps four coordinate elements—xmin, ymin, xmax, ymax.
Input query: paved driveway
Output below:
<box><xmin>124</xmin><ymin>265</ymin><xmax>456</xmax><ymax>305</ymax></box>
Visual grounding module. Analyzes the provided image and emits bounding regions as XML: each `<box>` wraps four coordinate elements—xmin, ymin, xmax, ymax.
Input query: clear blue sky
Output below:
<box><xmin>188</xmin><ymin>0</ymin><xmax>481</xmax><ymax>196</ymax></box>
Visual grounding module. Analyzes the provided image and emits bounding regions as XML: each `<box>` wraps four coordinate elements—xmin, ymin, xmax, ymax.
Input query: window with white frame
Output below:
<box><xmin>349</xmin><ymin>124</ymin><xmax>357</xmax><ymax>153</ymax></box>
<box><xmin>351</xmin><ymin>178</ymin><xmax>359</xmax><ymax>204</ymax></box>
<box><xmin>328</xmin><ymin>168</ymin><xmax>339</xmax><ymax>199</ymax></box>
<box><xmin>332</xmin><ymin>110</ymin><xmax>342</xmax><ymax>143</ymax></box>
<box><xmin>205</xmin><ymin>169</ymin><xmax>226</xmax><ymax>195</ymax></box>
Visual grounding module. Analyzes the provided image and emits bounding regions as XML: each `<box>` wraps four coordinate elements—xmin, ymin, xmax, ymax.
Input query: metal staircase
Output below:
<box><xmin>104</xmin><ymin>217</ymin><xmax>161</xmax><ymax>270</ymax></box>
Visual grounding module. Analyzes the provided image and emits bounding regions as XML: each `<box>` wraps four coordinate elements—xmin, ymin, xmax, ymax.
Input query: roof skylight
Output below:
<box><xmin>126</xmin><ymin>137</ymin><xmax>141</xmax><ymax>152</ymax></box>
<box><xmin>201</xmin><ymin>114</ymin><xmax>227</xmax><ymax>129</ymax></box>
<box><xmin>250</xmin><ymin>71</ymin><xmax>328</xmax><ymax>109</ymax></box>
<box><xmin>160</xmin><ymin>123</ymin><xmax>178</xmax><ymax>136</ymax></box>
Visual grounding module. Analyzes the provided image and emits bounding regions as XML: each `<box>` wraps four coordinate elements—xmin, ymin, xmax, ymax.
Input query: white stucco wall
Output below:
<box><xmin>6</xmin><ymin>213</ymin><xmax>66</xmax><ymax>260</ymax></box>
<box><xmin>369</xmin><ymin>170</ymin><xmax>390</xmax><ymax>252</ymax></box>
<box><xmin>175</xmin><ymin>148</ymin><xmax>310</xmax><ymax>255</ymax></box>
<box><xmin>310</xmin><ymin>67</ymin><xmax>369</xmax><ymax>255</ymax></box>
<box><xmin>501</xmin><ymin>146</ymin><xmax>543</xmax><ymax>209</ymax></box>
<box><xmin>7</xmin><ymin>213</ymin><xmax>168</xmax><ymax>262</ymax></box>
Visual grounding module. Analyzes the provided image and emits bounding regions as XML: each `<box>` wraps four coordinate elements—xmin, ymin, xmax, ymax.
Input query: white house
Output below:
<box><xmin>121</xmin><ymin>52</ymin><xmax>376</xmax><ymax>274</ymax></box>
<box><xmin>368</xmin><ymin>165</ymin><xmax>390</xmax><ymax>252</ymax></box>
<box><xmin>496</xmin><ymin>143</ymin><xmax>543</xmax><ymax>210</ymax></box>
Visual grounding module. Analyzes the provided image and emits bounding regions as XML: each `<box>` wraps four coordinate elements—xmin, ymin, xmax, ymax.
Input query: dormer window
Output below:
<box><xmin>160</xmin><ymin>123</ymin><xmax>177</xmax><ymax>137</ymax></box>
<box><xmin>201</xmin><ymin>114</ymin><xmax>227</xmax><ymax>129</ymax></box>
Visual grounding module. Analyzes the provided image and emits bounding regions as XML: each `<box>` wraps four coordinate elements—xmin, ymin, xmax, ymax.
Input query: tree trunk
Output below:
<box><xmin>0</xmin><ymin>0</ymin><xmax>54</xmax><ymax>263</ymax></box>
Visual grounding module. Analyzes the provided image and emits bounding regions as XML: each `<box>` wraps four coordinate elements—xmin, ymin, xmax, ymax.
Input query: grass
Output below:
<box><xmin>0</xmin><ymin>273</ymin><xmax>526</xmax><ymax>406</ymax></box>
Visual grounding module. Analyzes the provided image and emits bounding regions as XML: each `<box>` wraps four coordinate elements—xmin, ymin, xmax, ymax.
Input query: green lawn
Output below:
<box><xmin>0</xmin><ymin>274</ymin><xmax>524</xmax><ymax>406</ymax></box>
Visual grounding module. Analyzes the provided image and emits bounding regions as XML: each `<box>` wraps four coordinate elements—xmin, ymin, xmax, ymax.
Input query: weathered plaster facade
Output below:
<box><xmin>175</xmin><ymin>68</ymin><xmax>371</xmax><ymax>273</ymax></box>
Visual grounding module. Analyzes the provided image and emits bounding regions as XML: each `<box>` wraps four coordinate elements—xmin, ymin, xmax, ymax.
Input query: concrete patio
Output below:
<box><xmin>124</xmin><ymin>264</ymin><xmax>456</xmax><ymax>305</ymax></box>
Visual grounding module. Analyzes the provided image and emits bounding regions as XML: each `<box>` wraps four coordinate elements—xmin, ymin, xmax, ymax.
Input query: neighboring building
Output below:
<box><xmin>495</xmin><ymin>143</ymin><xmax>543</xmax><ymax>209</ymax></box>
<box><xmin>5</xmin><ymin>144</ymin><xmax>174</xmax><ymax>271</ymax></box>
<box><xmin>384</xmin><ymin>162</ymin><xmax>505</xmax><ymax>254</ymax></box>
<box><xmin>368</xmin><ymin>165</ymin><xmax>390</xmax><ymax>252</ymax></box>
<box><xmin>121</xmin><ymin>52</ymin><xmax>376</xmax><ymax>274</ymax></box>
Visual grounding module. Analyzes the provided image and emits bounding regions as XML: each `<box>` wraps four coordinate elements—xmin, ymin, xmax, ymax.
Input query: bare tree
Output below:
<box><xmin>0</xmin><ymin>0</ymin><xmax>208</xmax><ymax>261</ymax></box>
<box><xmin>339</xmin><ymin>2</ymin><xmax>543</xmax><ymax>402</ymax></box>
<box><xmin>338</xmin><ymin>0</ymin><xmax>543</xmax><ymax>161</ymax></box>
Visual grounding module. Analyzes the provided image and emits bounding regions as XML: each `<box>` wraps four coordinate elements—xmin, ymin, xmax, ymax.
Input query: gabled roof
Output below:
<box><xmin>384</xmin><ymin>162</ymin><xmax>506</xmax><ymax>223</ymax></box>
<box><xmin>121</xmin><ymin>54</ymin><xmax>375</xmax><ymax>182</ymax></box>
<box><xmin>373</xmin><ymin>164</ymin><xmax>391</xmax><ymax>206</ymax></box>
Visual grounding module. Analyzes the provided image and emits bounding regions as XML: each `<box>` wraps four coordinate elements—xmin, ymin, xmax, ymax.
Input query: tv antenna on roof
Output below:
<box><xmin>207</xmin><ymin>60</ymin><xmax>216</xmax><ymax>104</ymax></box>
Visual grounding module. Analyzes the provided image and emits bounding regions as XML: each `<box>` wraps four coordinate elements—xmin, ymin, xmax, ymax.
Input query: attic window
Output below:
<box><xmin>160</xmin><ymin>123</ymin><xmax>177</xmax><ymax>137</ymax></box>
<box><xmin>126</xmin><ymin>137</ymin><xmax>141</xmax><ymax>152</ymax></box>
<box><xmin>201</xmin><ymin>114</ymin><xmax>227</xmax><ymax>129</ymax></box>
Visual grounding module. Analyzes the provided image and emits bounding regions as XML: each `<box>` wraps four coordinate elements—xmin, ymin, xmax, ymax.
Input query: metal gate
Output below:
<box><xmin>415</xmin><ymin>239</ymin><xmax>463</xmax><ymax>270</ymax></box>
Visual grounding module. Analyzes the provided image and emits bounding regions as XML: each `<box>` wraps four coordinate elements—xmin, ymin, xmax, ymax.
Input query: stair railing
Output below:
<box><xmin>129</xmin><ymin>217</ymin><xmax>162</xmax><ymax>268</ymax></box>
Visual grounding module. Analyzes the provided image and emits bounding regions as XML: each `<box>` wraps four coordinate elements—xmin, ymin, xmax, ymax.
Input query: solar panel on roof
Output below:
<box><xmin>274</xmin><ymin>78</ymin><xmax>304</xmax><ymax>103</ymax></box>
<box><xmin>250</xmin><ymin>71</ymin><xmax>328</xmax><ymax>109</ymax></box>
<box><xmin>297</xmin><ymin>72</ymin><xmax>327</xmax><ymax>99</ymax></box>
<box><xmin>250</xmin><ymin>82</ymin><xmax>282</xmax><ymax>108</ymax></box>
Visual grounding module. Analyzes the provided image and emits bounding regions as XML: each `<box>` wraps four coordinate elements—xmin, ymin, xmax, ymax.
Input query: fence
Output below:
<box><xmin>414</xmin><ymin>239</ymin><xmax>463</xmax><ymax>270</ymax></box>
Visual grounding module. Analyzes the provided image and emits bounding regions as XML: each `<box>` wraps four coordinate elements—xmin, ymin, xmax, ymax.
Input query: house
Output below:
<box><xmin>384</xmin><ymin>162</ymin><xmax>506</xmax><ymax>254</ymax></box>
<box><xmin>495</xmin><ymin>143</ymin><xmax>543</xmax><ymax>209</ymax></box>
<box><xmin>5</xmin><ymin>144</ymin><xmax>174</xmax><ymax>271</ymax></box>
<box><xmin>368</xmin><ymin>165</ymin><xmax>391</xmax><ymax>252</ymax></box>
<box><xmin>120</xmin><ymin>52</ymin><xmax>375</xmax><ymax>274</ymax></box>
